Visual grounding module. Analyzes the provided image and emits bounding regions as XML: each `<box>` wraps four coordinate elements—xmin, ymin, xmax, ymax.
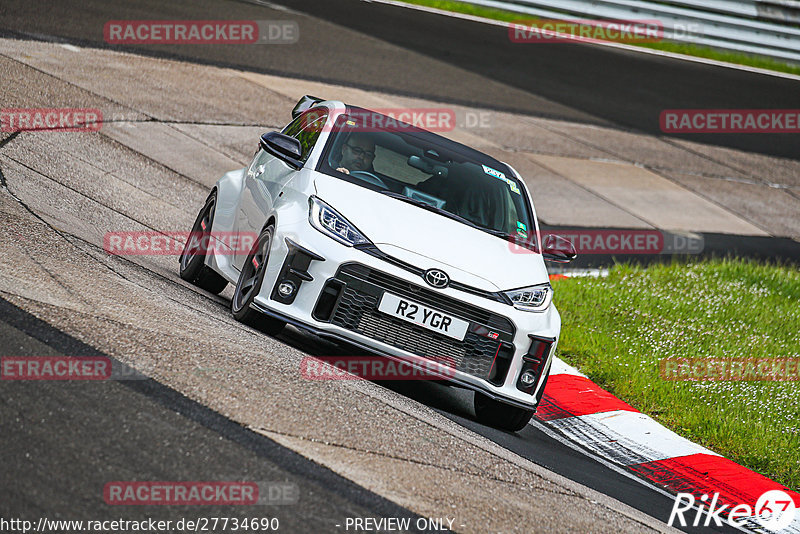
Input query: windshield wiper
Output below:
<box><xmin>379</xmin><ymin>191</ymin><xmax>478</xmax><ymax>228</ymax></box>
<box><xmin>378</xmin><ymin>192</ymin><xmax>540</xmax><ymax>250</ymax></box>
<box><xmin>473</xmin><ymin>226</ymin><xmax>510</xmax><ymax>238</ymax></box>
<box><xmin>380</xmin><ymin>191</ymin><xmax>525</xmax><ymax>241</ymax></box>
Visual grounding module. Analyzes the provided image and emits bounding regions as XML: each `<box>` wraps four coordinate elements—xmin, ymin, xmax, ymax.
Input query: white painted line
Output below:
<box><xmin>364</xmin><ymin>0</ymin><xmax>800</xmax><ymax>82</ymax></box>
<box><xmin>547</xmin><ymin>410</ymin><xmax>719</xmax><ymax>466</ymax></box>
<box><xmin>771</xmin><ymin>516</ymin><xmax>800</xmax><ymax>534</ymax></box>
<box><xmin>528</xmin><ymin>417</ymin><xmax>680</xmax><ymax>496</ymax></box>
<box><xmin>739</xmin><ymin>515</ymin><xmax>800</xmax><ymax>534</ymax></box>
<box><xmin>549</xmin><ymin>356</ymin><xmax>586</xmax><ymax>377</ymax></box>
<box><xmin>240</xmin><ymin>0</ymin><xmax>304</xmax><ymax>15</ymax></box>
<box><xmin>528</xmin><ymin>417</ymin><xmax>754</xmax><ymax>534</ymax></box>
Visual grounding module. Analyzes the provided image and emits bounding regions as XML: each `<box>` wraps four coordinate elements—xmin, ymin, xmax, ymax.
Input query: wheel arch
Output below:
<box><xmin>209</xmin><ymin>168</ymin><xmax>246</xmax><ymax>236</ymax></box>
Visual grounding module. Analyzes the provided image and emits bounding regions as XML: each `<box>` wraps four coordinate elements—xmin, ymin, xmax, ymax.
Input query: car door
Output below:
<box><xmin>233</xmin><ymin>109</ymin><xmax>328</xmax><ymax>270</ymax></box>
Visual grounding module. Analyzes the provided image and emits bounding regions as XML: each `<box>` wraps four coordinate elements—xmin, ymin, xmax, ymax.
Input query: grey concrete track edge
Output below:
<box><xmin>0</xmin><ymin>295</ymin><xmax>428</xmax><ymax>531</ymax></box>
<box><xmin>2</xmin><ymin>0</ymin><xmax>799</xmax><ymax>159</ymax></box>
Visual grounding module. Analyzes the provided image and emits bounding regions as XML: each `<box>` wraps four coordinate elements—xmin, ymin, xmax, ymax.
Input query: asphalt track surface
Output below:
<box><xmin>1</xmin><ymin>0</ymin><xmax>799</xmax><ymax>160</ymax></box>
<box><xmin>0</xmin><ymin>298</ymin><xmax>730</xmax><ymax>534</ymax></box>
<box><xmin>0</xmin><ymin>297</ymin><xmax>424</xmax><ymax>532</ymax></box>
<box><xmin>0</xmin><ymin>0</ymin><xmax>794</xmax><ymax>532</ymax></box>
<box><xmin>540</xmin><ymin>227</ymin><xmax>800</xmax><ymax>267</ymax></box>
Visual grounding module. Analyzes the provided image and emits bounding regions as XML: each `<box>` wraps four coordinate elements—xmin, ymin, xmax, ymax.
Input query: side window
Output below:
<box><xmin>282</xmin><ymin>109</ymin><xmax>328</xmax><ymax>162</ymax></box>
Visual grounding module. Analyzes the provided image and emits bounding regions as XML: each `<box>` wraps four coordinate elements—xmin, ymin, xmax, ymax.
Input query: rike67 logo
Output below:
<box><xmin>669</xmin><ymin>490</ymin><xmax>797</xmax><ymax>531</ymax></box>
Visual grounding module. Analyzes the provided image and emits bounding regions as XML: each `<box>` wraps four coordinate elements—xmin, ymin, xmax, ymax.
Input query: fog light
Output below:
<box><xmin>277</xmin><ymin>281</ymin><xmax>296</xmax><ymax>297</ymax></box>
<box><xmin>519</xmin><ymin>371</ymin><xmax>537</xmax><ymax>386</ymax></box>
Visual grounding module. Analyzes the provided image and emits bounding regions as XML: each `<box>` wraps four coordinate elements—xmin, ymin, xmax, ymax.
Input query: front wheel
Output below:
<box><xmin>474</xmin><ymin>392</ymin><xmax>535</xmax><ymax>432</ymax></box>
<box><xmin>231</xmin><ymin>225</ymin><xmax>285</xmax><ymax>336</ymax></box>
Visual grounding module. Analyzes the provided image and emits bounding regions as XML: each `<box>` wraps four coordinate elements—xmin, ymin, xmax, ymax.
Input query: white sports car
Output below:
<box><xmin>179</xmin><ymin>96</ymin><xmax>576</xmax><ymax>431</ymax></box>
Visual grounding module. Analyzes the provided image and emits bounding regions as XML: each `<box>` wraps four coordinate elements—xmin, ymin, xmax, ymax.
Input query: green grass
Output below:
<box><xmin>637</xmin><ymin>41</ymin><xmax>800</xmax><ymax>76</ymax></box>
<box><xmin>399</xmin><ymin>0</ymin><xmax>800</xmax><ymax>76</ymax></box>
<box><xmin>401</xmin><ymin>0</ymin><xmax>531</xmax><ymax>22</ymax></box>
<box><xmin>551</xmin><ymin>260</ymin><xmax>800</xmax><ymax>490</ymax></box>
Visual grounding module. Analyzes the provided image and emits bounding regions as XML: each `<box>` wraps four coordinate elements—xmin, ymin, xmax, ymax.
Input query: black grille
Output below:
<box><xmin>337</xmin><ymin>263</ymin><xmax>514</xmax><ymax>334</ymax></box>
<box><xmin>327</xmin><ymin>263</ymin><xmax>516</xmax><ymax>380</ymax></box>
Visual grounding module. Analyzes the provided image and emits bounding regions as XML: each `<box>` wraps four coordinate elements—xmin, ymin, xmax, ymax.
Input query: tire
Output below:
<box><xmin>231</xmin><ymin>225</ymin><xmax>286</xmax><ymax>336</ymax></box>
<box><xmin>179</xmin><ymin>191</ymin><xmax>228</xmax><ymax>294</ymax></box>
<box><xmin>474</xmin><ymin>392</ymin><xmax>535</xmax><ymax>432</ymax></box>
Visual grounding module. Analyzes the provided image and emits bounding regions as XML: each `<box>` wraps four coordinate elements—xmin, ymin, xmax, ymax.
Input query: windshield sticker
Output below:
<box><xmin>517</xmin><ymin>229</ymin><xmax>528</xmax><ymax>238</ymax></box>
<box><xmin>346</xmin><ymin>120</ymin><xmax>357</xmax><ymax>126</ymax></box>
<box><xmin>482</xmin><ymin>165</ymin><xmax>506</xmax><ymax>180</ymax></box>
<box><xmin>517</xmin><ymin>221</ymin><xmax>527</xmax><ymax>231</ymax></box>
<box><xmin>483</xmin><ymin>165</ymin><xmax>521</xmax><ymax>195</ymax></box>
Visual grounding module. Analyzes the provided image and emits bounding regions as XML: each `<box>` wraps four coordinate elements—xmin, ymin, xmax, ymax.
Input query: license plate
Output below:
<box><xmin>377</xmin><ymin>292</ymin><xmax>469</xmax><ymax>341</ymax></box>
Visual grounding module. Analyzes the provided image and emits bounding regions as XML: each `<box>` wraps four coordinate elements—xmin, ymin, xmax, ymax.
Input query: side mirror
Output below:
<box><xmin>542</xmin><ymin>234</ymin><xmax>577</xmax><ymax>263</ymax></box>
<box><xmin>260</xmin><ymin>132</ymin><xmax>303</xmax><ymax>169</ymax></box>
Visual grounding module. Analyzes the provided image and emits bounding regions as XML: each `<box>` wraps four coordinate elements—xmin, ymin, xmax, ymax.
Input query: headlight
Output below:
<box><xmin>309</xmin><ymin>196</ymin><xmax>370</xmax><ymax>246</ymax></box>
<box><xmin>504</xmin><ymin>284</ymin><xmax>552</xmax><ymax>312</ymax></box>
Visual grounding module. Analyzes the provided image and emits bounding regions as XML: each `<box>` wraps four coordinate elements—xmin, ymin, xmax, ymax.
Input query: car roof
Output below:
<box><xmin>340</xmin><ymin>104</ymin><xmax>509</xmax><ymax>170</ymax></box>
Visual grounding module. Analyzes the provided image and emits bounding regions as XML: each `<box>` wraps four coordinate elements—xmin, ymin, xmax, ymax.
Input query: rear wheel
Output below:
<box><xmin>179</xmin><ymin>191</ymin><xmax>228</xmax><ymax>294</ymax></box>
<box><xmin>474</xmin><ymin>392</ymin><xmax>535</xmax><ymax>432</ymax></box>
<box><xmin>231</xmin><ymin>225</ymin><xmax>285</xmax><ymax>336</ymax></box>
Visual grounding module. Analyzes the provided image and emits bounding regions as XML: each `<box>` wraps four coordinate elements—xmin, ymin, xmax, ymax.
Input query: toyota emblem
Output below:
<box><xmin>424</xmin><ymin>269</ymin><xmax>450</xmax><ymax>289</ymax></box>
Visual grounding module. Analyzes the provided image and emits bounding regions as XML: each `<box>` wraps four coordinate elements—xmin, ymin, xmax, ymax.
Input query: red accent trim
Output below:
<box><xmin>630</xmin><ymin>454</ymin><xmax>800</xmax><ymax>509</ymax></box>
<box><xmin>549</xmin><ymin>274</ymin><xmax>569</xmax><ymax>280</ymax></box>
<box><xmin>487</xmin><ymin>344</ymin><xmax>502</xmax><ymax>378</ymax></box>
<box><xmin>535</xmin><ymin>374</ymin><xmax>638</xmax><ymax>421</ymax></box>
<box><xmin>537</xmin><ymin>364</ymin><xmax>799</xmax><ymax>517</ymax></box>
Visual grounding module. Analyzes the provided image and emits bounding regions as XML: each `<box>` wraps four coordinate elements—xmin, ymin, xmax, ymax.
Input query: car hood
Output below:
<box><xmin>314</xmin><ymin>174</ymin><xmax>549</xmax><ymax>291</ymax></box>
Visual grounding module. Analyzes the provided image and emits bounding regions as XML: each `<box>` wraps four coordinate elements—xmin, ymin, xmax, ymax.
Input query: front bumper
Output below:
<box><xmin>252</xmin><ymin>219</ymin><xmax>561</xmax><ymax>410</ymax></box>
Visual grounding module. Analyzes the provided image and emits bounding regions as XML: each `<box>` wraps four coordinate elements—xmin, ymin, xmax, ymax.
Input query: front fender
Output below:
<box><xmin>205</xmin><ymin>168</ymin><xmax>246</xmax><ymax>280</ymax></box>
<box><xmin>211</xmin><ymin>168</ymin><xmax>246</xmax><ymax>236</ymax></box>
<box><xmin>269</xmin><ymin>168</ymin><xmax>317</xmax><ymax>235</ymax></box>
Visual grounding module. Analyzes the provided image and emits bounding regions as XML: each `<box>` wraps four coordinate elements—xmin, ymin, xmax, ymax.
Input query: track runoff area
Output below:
<box><xmin>1</xmin><ymin>0</ymin><xmax>799</xmax><ymax>532</ymax></box>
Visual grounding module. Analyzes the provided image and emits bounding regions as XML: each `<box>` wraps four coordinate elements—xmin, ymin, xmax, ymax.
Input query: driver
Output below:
<box><xmin>336</xmin><ymin>133</ymin><xmax>376</xmax><ymax>175</ymax></box>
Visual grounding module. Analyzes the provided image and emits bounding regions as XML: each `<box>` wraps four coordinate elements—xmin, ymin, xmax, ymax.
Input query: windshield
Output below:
<box><xmin>318</xmin><ymin>109</ymin><xmax>536</xmax><ymax>245</ymax></box>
